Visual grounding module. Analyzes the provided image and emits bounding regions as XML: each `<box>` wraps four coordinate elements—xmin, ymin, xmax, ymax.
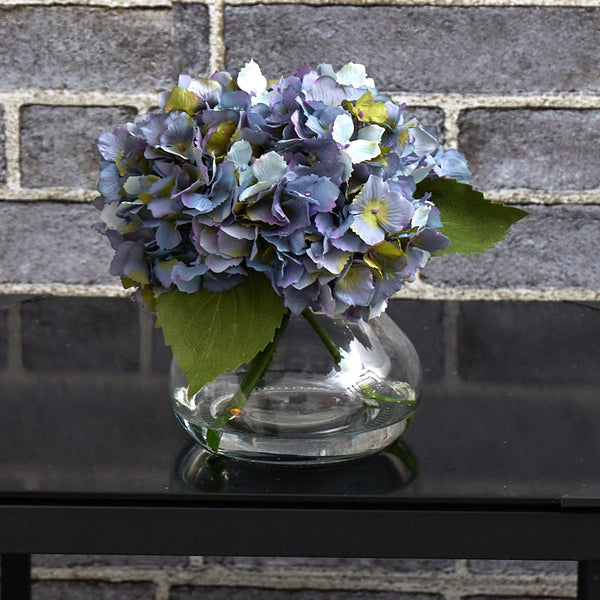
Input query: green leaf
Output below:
<box><xmin>416</xmin><ymin>178</ymin><xmax>528</xmax><ymax>256</ymax></box>
<box><xmin>155</xmin><ymin>272</ymin><xmax>287</xmax><ymax>396</ymax></box>
<box><xmin>206</xmin><ymin>428</ymin><xmax>222</xmax><ymax>451</ymax></box>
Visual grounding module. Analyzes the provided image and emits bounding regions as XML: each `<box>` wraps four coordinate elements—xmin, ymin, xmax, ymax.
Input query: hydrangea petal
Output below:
<box><xmin>227</xmin><ymin>140</ymin><xmax>253</xmax><ymax>169</ymax></box>
<box><xmin>162</xmin><ymin>87</ymin><xmax>200</xmax><ymax>115</ymax></box>
<box><xmin>182</xmin><ymin>193</ymin><xmax>214</xmax><ymax>212</ymax></box>
<box><xmin>307</xmin><ymin>242</ymin><xmax>350</xmax><ymax>275</ymax></box>
<box><xmin>332</xmin><ymin>114</ymin><xmax>354</xmax><ymax>145</ymax></box>
<box><xmin>237</xmin><ymin>59</ymin><xmax>267</xmax><ymax>96</ymax></box>
<box><xmin>411</xmin><ymin>126</ymin><xmax>439</xmax><ymax>155</ymax></box>
<box><xmin>285</xmin><ymin>175</ymin><xmax>339</xmax><ymax>213</ymax></box>
<box><xmin>217</xmin><ymin>229</ymin><xmax>253</xmax><ymax>258</ymax></box>
<box><xmin>334</xmin><ymin>265</ymin><xmax>373</xmax><ymax>306</ymax></box>
<box><xmin>239</xmin><ymin>181</ymin><xmax>276</xmax><ymax>203</ymax></box>
<box><xmin>345</xmin><ymin>139</ymin><xmax>381</xmax><ymax>164</ymax></box>
<box><xmin>413</xmin><ymin>229</ymin><xmax>450</xmax><ymax>253</ymax></box>
<box><xmin>335</xmin><ymin>62</ymin><xmax>373</xmax><ymax>88</ymax></box>
<box><xmin>306</xmin><ymin>76</ymin><xmax>346</xmax><ymax>106</ymax></box>
<box><xmin>155</xmin><ymin>258</ymin><xmax>178</xmax><ymax>288</ymax></box>
<box><xmin>438</xmin><ymin>149</ymin><xmax>471</xmax><ymax>182</ymax></box>
<box><xmin>109</xmin><ymin>241</ymin><xmax>149</xmax><ymax>284</ymax></box>
<box><xmin>148</xmin><ymin>198</ymin><xmax>177</xmax><ymax>218</ymax></box>
<box><xmin>159</xmin><ymin>113</ymin><xmax>196</xmax><ymax>159</ymax></box>
<box><xmin>156</xmin><ymin>222</ymin><xmax>182</xmax><ymax>250</ymax></box>
<box><xmin>205</xmin><ymin>254</ymin><xmax>244</xmax><ymax>273</ymax></box>
<box><xmin>252</xmin><ymin>151</ymin><xmax>287</xmax><ymax>182</ymax></box>
<box><xmin>282</xmin><ymin>283</ymin><xmax>320</xmax><ymax>314</ymax></box>
<box><xmin>97</xmin><ymin>128</ymin><xmax>127</xmax><ymax>162</ymax></box>
<box><xmin>98</xmin><ymin>162</ymin><xmax>122</xmax><ymax>203</ymax></box>
<box><xmin>357</xmin><ymin>124</ymin><xmax>384</xmax><ymax>143</ymax></box>
<box><xmin>349</xmin><ymin>176</ymin><xmax>414</xmax><ymax>245</ymax></box>
<box><xmin>171</xmin><ymin>263</ymin><xmax>207</xmax><ymax>293</ymax></box>
<box><xmin>203</xmin><ymin>271</ymin><xmax>246</xmax><ymax>293</ymax></box>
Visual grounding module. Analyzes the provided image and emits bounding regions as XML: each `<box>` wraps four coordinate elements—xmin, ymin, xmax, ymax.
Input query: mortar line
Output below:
<box><xmin>0</xmin><ymin>90</ymin><xmax>156</xmax><ymax>106</ymax></box>
<box><xmin>2</xmin><ymin>186</ymin><xmax>600</xmax><ymax>205</ymax></box>
<box><xmin>389</xmin><ymin>92</ymin><xmax>600</xmax><ymax>109</ymax></box>
<box><xmin>1</xmin><ymin>282</ymin><xmax>599</xmax><ymax>302</ymax></box>
<box><xmin>3</xmin><ymin>103</ymin><xmax>21</xmax><ymax>190</ymax></box>
<box><xmin>442</xmin><ymin>299</ymin><xmax>460</xmax><ymax>383</ymax></box>
<box><xmin>484</xmin><ymin>189</ymin><xmax>600</xmax><ymax>205</ymax></box>
<box><xmin>154</xmin><ymin>578</ymin><xmax>171</xmax><ymax>600</ymax></box>
<box><xmin>6</xmin><ymin>302</ymin><xmax>24</xmax><ymax>372</ymax></box>
<box><xmin>442</xmin><ymin>105</ymin><xmax>461</xmax><ymax>149</ymax></box>
<box><xmin>208</xmin><ymin>0</ymin><xmax>226</xmax><ymax>72</ymax></box>
<box><xmin>3</xmin><ymin>90</ymin><xmax>600</xmax><ymax>108</ymax></box>
<box><xmin>174</xmin><ymin>567</ymin><xmax>576</xmax><ymax>597</ymax></box>
<box><xmin>455</xmin><ymin>559</ymin><xmax>470</xmax><ymax>576</ymax></box>
<box><xmin>3</xmin><ymin>187</ymin><xmax>600</xmax><ymax>207</ymax></box>
<box><xmin>138</xmin><ymin>304</ymin><xmax>155</xmax><ymax>375</ymax></box>
<box><xmin>397</xmin><ymin>284</ymin><xmax>600</xmax><ymax>301</ymax></box>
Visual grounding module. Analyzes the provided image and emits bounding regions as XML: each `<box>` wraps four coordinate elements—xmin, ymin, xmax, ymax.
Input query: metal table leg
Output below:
<box><xmin>1</xmin><ymin>554</ymin><xmax>31</xmax><ymax>600</ymax></box>
<box><xmin>578</xmin><ymin>561</ymin><xmax>600</xmax><ymax>600</ymax></box>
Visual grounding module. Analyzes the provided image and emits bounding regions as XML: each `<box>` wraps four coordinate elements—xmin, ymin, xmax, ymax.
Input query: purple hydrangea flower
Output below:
<box><xmin>95</xmin><ymin>61</ymin><xmax>470</xmax><ymax>320</ymax></box>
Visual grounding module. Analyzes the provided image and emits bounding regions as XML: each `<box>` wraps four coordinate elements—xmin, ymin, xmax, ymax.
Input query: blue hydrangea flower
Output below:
<box><xmin>349</xmin><ymin>175</ymin><xmax>414</xmax><ymax>246</ymax></box>
<box><xmin>95</xmin><ymin>61</ymin><xmax>471</xmax><ymax>320</ymax></box>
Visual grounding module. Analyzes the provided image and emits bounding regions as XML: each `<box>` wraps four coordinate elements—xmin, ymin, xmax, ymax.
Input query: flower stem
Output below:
<box><xmin>301</xmin><ymin>309</ymin><xmax>342</xmax><ymax>365</ymax></box>
<box><xmin>205</xmin><ymin>311</ymin><xmax>291</xmax><ymax>451</ymax></box>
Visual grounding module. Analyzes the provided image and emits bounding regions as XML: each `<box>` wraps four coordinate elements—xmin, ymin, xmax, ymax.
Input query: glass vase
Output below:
<box><xmin>170</xmin><ymin>311</ymin><xmax>421</xmax><ymax>465</ymax></box>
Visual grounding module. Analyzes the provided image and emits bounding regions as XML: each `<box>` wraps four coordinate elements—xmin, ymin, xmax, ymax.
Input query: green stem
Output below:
<box><xmin>301</xmin><ymin>309</ymin><xmax>342</xmax><ymax>365</ymax></box>
<box><xmin>301</xmin><ymin>309</ymin><xmax>414</xmax><ymax>408</ymax></box>
<box><xmin>206</xmin><ymin>311</ymin><xmax>291</xmax><ymax>451</ymax></box>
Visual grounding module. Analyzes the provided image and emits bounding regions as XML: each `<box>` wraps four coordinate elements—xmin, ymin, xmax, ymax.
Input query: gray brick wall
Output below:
<box><xmin>204</xmin><ymin>557</ymin><xmax>455</xmax><ymax>572</ymax></box>
<box><xmin>458</xmin><ymin>109</ymin><xmax>600</xmax><ymax>191</ymax></box>
<box><xmin>0</xmin><ymin>7</ymin><xmax>175</xmax><ymax>91</ymax></box>
<box><xmin>0</xmin><ymin>202</ymin><xmax>113</xmax><ymax>284</ymax></box>
<box><xmin>467</xmin><ymin>560</ymin><xmax>576</xmax><ymax>575</ymax></box>
<box><xmin>1</xmin><ymin>2</ymin><xmax>599</xmax><ymax>297</ymax></box>
<box><xmin>170</xmin><ymin>589</ymin><xmax>443</xmax><ymax>600</ymax></box>
<box><xmin>32</xmin><ymin>581</ymin><xmax>156</xmax><ymax>599</ymax></box>
<box><xmin>224</xmin><ymin>6</ymin><xmax>600</xmax><ymax>93</ymax></box>
<box><xmin>0</xmin><ymin>0</ymin><xmax>595</xmax><ymax>597</ymax></box>
<box><xmin>32</xmin><ymin>555</ymin><xmax>189</xmax><ymax>568</ymax></box>
<box><xmin>421</xmin><ymin>205</ymin><xmax>600</xmax><ymax>289</ymax></box>
<box><xmin>20</xmin><ymin>106</ymin><xmax>138</xmax><ymax>188</ymax></box>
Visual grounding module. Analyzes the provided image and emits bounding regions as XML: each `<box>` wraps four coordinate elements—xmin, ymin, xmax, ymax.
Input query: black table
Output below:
<box><xmin>1</xmin><ymin>295</ymin><xmax>599</xmax><ymax>599</ymax></box>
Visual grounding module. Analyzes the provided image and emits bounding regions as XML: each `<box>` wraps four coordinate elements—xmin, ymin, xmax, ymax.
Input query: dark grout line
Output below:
<box><xmin>6</xmin><ymin>302</ymin><xmax>24</xmax><ymax>373</ymax></box>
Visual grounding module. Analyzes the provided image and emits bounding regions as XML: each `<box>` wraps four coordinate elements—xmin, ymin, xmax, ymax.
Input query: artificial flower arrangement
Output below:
<box><xmin>94</xmin><ymin>61</ymin><xmax>526</xmax><ymax>451</ymax></box>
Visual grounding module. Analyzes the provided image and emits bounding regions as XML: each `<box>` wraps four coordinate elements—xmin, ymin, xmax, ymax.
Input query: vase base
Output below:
<box><xmin>174</xmin><ymin>383</ymin><xmax>415</xmax><ymax>465</ymax></box>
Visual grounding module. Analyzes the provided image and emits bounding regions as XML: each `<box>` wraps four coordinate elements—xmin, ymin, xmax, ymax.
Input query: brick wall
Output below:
<box><xmin>0</xmin><ymin>0</ymin><xmax>599</xmax><ymax>300</ymax></box>
<box><xmin>0</xmin><ymin>297</ymin><xmax>587</xmax><ymax>599</ymax></box>
<box><xmin>0</xmin><ymin>0</ymin><xmax>597</xmax><ymax>596</ymax></box>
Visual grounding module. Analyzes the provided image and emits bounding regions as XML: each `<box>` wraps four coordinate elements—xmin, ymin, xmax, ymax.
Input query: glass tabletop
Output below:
<box><xmin>0</xmin><ymin>295</ymin><xmax>599</xmax><ymax>507</ymax></box>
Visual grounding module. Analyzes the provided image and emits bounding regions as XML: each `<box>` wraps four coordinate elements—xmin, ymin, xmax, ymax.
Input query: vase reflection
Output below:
<box><xmin>175</xmin><ymin>439</ymin><xmax>418</xmax><ymax>496</ymax></box>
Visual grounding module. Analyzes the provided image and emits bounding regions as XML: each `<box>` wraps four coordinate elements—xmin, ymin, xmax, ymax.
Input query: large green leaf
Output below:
<box><xmin>156</xmin><ymin>272</ymin><xmax>287</xmax><ymax>396</ymax></box>
<box><xmin>416</xmin><ymin>178</ymin><xmax>528</xmax><ymax>256</ymax></box>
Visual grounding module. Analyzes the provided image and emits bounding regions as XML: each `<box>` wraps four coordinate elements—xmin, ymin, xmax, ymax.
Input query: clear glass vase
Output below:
<box><xmin>170</xmin><ymin>311</ymin><xmax>421</xmax><ymax>465</ymax></box>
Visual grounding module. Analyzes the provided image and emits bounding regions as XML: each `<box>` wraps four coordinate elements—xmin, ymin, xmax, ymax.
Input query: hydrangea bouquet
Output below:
<box><xmin>95</xmin><ymin>61</ymin><xmax>526</xmax><ymax>449</ymax></box>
